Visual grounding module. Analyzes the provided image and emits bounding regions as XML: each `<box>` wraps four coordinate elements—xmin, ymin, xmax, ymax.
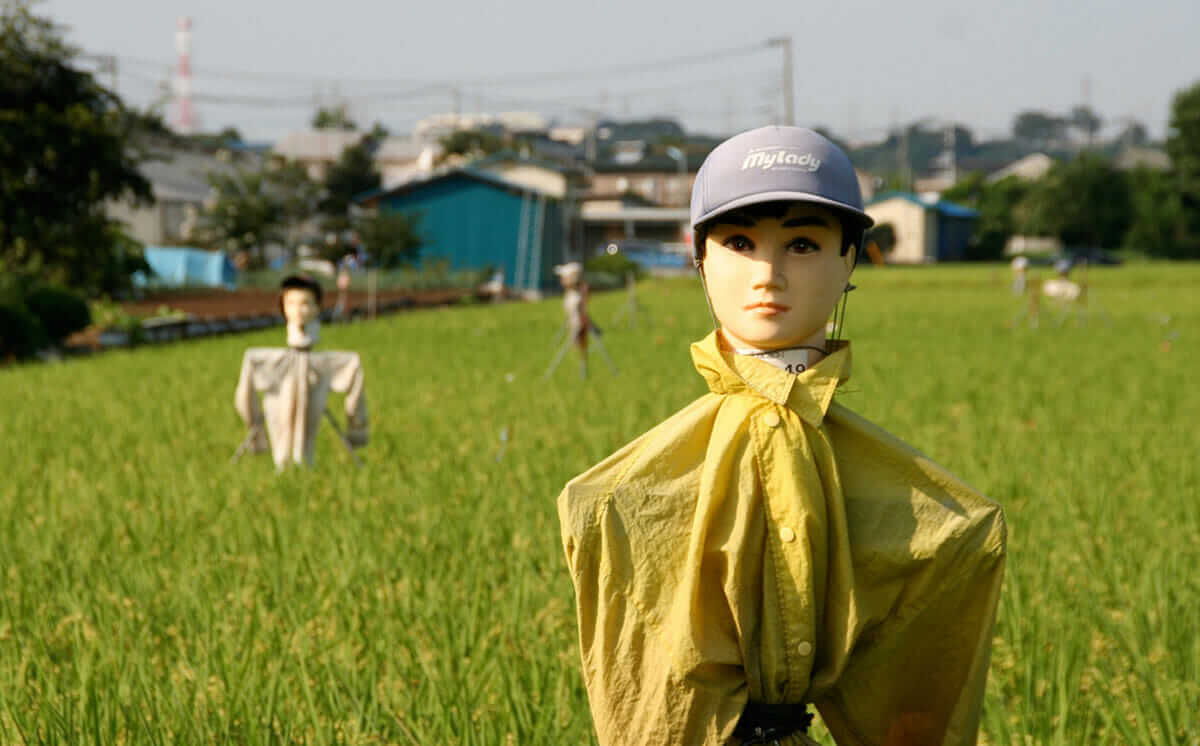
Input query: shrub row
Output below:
<box><xmin>0</xmin><ymin>283</ymin><xmax>91</xmax><ymax>362</ymax></box>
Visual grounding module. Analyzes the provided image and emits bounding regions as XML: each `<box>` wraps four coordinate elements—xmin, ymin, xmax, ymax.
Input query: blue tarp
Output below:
<box><xmin>134</xmin><ymin>247</ymin><xmax>238</xmax><ymax>289</ymax></box>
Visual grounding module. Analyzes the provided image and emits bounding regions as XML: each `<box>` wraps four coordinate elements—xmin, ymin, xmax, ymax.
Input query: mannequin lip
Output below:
<box><xmin>744</xmin><ymin>301</ymin><xmax>791</xmax><ymax>315</ymax></box>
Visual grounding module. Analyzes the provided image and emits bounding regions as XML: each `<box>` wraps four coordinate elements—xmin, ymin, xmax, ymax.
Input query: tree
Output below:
<box><xmin>1069</xmin><ymin>105</ymin><xmax>1103</xmax><ymax>146</ymax></box>
<box><xmin>1123</xmin><ymin>167</ymin><xmax>1197</xmax><ymax>258</ymax></box>
<box><xmin>943</xmin><ymin>173</ymin><xmax>1036</xmax><ymax>260</ymax></box>
<box><xmin>0</xmin><ymin>1</ymin><xmax>153</xmax><ymax>294</ymax></box>
<box><xmin>1013</xmin><ymin>110</ymin><xmax>1067</xmax><ymax>149</ymax></box>
<box><xmin>320</xmin><ymin>140</ymin><xmax>381</xmax><ymax>219</ymax></box>
<box><xmin>355</xmin><ymin>211</ymin><xmax>421</xmax><ymax>268</ymax></box>
<box><xmin>1167</xmin><ymin>81</ymin><xmax>1200</xmax><ymax>205</ymax></box>
<box><xmin>1022</xmin><ymin>153</ymin><xmax>1131</xmax><ymax>250</ymax></box>
<box><xmin>1115</xmin><ymin>120</ymin><xmax>1149</xmax><ymax>149</ymax></box>
<box><xmin>200</xmin><ymin>160</ymin><xmax>320</xmax><ymax>266</ymax></box>
<box><xmin>1153</xmin><ymin>80</ymin><xmax>1200</xmax><ymax>258</ymax></box>
<box><xmin>437</xmin><ymin>128</ymin><xmax>507</xmax><ymax>164</ymax></box>
<box><xmin>311</xmin><ymin>105</ymin><xmax>357</xmax><ymax>131</ymax></box>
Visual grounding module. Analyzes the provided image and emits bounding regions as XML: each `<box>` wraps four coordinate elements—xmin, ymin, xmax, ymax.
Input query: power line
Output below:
<box><xmin>89</xmin><ymin>41</ymin><xmax>771</xmax><ymax>91</ymax></box>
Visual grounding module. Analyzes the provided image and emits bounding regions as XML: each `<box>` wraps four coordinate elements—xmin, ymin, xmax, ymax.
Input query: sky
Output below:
<box><xmin>43</xmin><ymin>0</ymin><xmax>1200</xmax><ymax>145</ymax></box>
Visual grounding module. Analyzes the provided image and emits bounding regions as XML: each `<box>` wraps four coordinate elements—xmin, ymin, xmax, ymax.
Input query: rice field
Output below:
<box><xmin>1</xmin><ymin>263</ymin><xmax>1197</xmax><ymax>744</ymax></box>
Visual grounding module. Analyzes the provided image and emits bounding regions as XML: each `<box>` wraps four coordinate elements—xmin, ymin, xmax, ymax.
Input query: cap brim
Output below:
<box><xmin>693</xmin><ymin>190</ymin><xmax>874</xmax><ymax>229</ymax></box>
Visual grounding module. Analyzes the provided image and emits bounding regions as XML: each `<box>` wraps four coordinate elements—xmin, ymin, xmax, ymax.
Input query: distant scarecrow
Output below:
<box><xmin>545</xmin><ymin>262</ymin><xmax>616</xmax><ymax>378</ymax></box>
<box><xmin>233</xmin><ymin>275</ymin><xmax>368</xmax><ymax>469</ymax></box>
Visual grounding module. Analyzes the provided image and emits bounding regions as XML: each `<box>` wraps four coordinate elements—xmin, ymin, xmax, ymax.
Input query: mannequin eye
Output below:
<box><xmin>722</xmin><ymin>235</ymin><xmax>754</xmax><ymax>252</ymax></box>
<box><xmin>787</xmin><ymin>238</ymin><xmax>821</xmax><ymax>255</ymax></box>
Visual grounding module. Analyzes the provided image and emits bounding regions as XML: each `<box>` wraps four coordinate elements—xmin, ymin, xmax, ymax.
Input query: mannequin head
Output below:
<box><xmin>689</xmin><ymin>126</ymin><xmax>872</xmax><ymax>353</ymax></box>
<box><xmin>555</xmin><ymin>262</ymin><xmax>584</xmax><ymax>290</ymax></box>
<box><xmin>701</xmin><ymin>201</ymin><xmax>855</xmax><ymax>351</ymax></box>
<box><xmin>280</xmin><ymin>275</ymin><xmax>323</xmax><ymax>348</ymax></box>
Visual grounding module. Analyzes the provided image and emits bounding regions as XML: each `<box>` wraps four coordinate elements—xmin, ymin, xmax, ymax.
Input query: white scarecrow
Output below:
<box><xmin>234</xmin><ymin>275</ymin><xmax>368</xmax><ymax>469</ymax></box>
<box><xmin>545</xmin><ymin>262</ymin><xmax>616</xmax><ymax>378</ymax></box>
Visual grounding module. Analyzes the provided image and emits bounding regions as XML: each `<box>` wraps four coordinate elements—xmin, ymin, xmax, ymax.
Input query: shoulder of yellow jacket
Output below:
<box><xmin>557</xmin><ymin>393</ymin><xmax>722</xmax><ymax>535</ymax></box>
<box><xmin>826</xmin><ymin>401</ymin><xmax>1007</xmax><ymax>555</ymax></box>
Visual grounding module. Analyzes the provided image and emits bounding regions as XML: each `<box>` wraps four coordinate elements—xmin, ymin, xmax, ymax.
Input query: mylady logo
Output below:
<box><xmin>741</xmin><ymin>146</ymin><xmax>821</xmax><ymax>173</ymax></box>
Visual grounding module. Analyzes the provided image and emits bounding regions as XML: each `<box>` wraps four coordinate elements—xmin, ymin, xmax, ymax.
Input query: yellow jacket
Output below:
<box><xmin>557</xmin><ymin>332</ymin><xmax>1006</xmax><ymax>746</ymax></box>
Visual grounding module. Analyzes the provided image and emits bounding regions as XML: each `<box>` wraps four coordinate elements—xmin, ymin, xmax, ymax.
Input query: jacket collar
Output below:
<box><xmin>691</xmin><ymin>331</ymin><xmax>851</xmax><ymax>427</ymax></box>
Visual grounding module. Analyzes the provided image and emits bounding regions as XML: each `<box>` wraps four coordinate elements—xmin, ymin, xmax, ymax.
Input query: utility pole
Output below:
<box><xmin>766</xmin><ymin>36</ymin><xmax>794</xmax><ymax>126</ymax></box>
<box><xmin>1082</xmin><ymin>74</ymin><xmax>1094</xmax><ymax>148</ymax></box>
<box><xmin>944</xmin><ymin>122</ymin><xmax>958</xmax><ymax>184</ymax></box>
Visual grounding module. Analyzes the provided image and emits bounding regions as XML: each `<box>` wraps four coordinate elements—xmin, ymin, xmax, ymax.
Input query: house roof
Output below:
<box><xmin>355</xmin><ymin>165</ymin><xmax>559</xmax><ymax>206</ymax></box>
<box><xmin>137</xmin><ymin>150</ymin><xmax>245</xmax><ymax>203</ymax></box>
<box><xmin>866</xmin><ymin>191</ymin><xmax>979</xmax><ymax>218</ymax></box>
<box><xmin>375</xmin><ymin>136</ymin><xmax>436</xmax><ymax>162</ymax></box>
<box><xmin>273</xmin><ymin>130</ymin><xmax>365</xmax><ymax>161</ymax></box>
<box><xmin>580</xmin><ymin>203</ymin><xmax>690</xmax><ymax>223</ymax></box>
<box><xmin>1113</xmin><ymin>145</ymin><xmax>1170</xmax><ymax>171</ymax></box>
<box><xmin>987</xmin><ymin>152</ymin><xmax>1055</xmax><ymax>183</ymax></box>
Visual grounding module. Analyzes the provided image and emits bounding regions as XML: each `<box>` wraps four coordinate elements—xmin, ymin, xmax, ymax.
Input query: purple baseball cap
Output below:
<box><xmin>690</xmin><ymin>126</ymin><xmax>873</xmax><ymax>254</ymax></box>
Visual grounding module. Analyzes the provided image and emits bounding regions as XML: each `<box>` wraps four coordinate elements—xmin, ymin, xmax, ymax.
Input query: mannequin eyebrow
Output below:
<box><xmin>782</xmin><ymin>216</ymin><xmax>831</xmax><ymax>228</ymax></box>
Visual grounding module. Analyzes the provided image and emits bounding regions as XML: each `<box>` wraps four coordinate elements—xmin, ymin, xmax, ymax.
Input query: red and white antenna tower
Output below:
<box><xmin>172</xmin><ymin>16</ymin><xmax>196</xmax><ymax>134</ymax></box>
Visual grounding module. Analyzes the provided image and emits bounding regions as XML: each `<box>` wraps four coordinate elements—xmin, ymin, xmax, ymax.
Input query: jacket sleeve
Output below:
<box><xmin>815</xmin><ymin>406</ymin><xmax>1008</xmax><ymax>746</ymax></box>
<box><xmin>557</xmin><ymin>406</ymin><xmax>750</xmax><ymax>746</ymax></box>
<box><xmin>328</xmin><ymin>352</ymin><xmax>368</xmax><ymax>447</ymax></box>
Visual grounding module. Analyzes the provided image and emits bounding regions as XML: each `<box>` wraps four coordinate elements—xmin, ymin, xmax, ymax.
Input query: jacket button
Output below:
<box><xmin>763</xmin><ymin>411</ymin><xmax>781</xmax><ymax>428</ymax></box>
<box><xmin>779</xmin><ymin>526</ymin><xmax>796</xmax><ymax>543</ymax></box>
<box><xmin>797</xmin><ymin>641</ymin><xmax>813</xmax><ymax>656</ymax></box>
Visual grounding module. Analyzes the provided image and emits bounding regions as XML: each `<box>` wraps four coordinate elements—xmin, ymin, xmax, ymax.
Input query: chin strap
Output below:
<box><xmin>831</xmin><ymin>283</ymin><xmax>855</xmax><ymax>345</ymax></box>
<box><xmin>696</xmin><ymin>263</ymin><xmax>721</xmax><ymax>333</ymax></box>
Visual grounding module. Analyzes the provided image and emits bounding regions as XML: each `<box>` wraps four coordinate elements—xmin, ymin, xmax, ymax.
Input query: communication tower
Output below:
<box><xmin>173</xmin><ymin>16</ymin><xmax>196</xmax><ymax>133</ymax></box>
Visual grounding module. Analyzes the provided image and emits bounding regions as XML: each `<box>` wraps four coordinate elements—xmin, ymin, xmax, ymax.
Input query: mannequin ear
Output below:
<box><xmin>844</xmin><ymin>243</ymin><xmax>858</xmax><ymax>274</ymax></box>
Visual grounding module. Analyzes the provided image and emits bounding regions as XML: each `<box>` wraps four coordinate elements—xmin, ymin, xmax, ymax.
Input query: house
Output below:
<box><xmin>589</xmin><ymin>147</ymin><xmax>697</xmax><ymax>207</ymax></box>
<box><xmin>273</xmin><ymin>130</ymin><xmax>366</xmax><ymax>181</ymax></box>
<box><xmin>357</xmin><ymin>167</ymin><xmax>566</xmax><ymax>292</ymax></box>
<box><xmin>865</xmin><ymin>192</ymin><xmax>979</xmax><ymax>263</ymax></box>
<box><xmin>375</xmin><ymin>136</ymin><xmax>441</xmax><ymax>188</ymax></box>
<box><xmin>107</xmin><ymin>149</ymin><xmax>245</xmax><ymax>247</ymax></box>
<box><xmin>470</xmin><ymin>152</ymin><xmax>574</xmax><ymax>200</ymax></box>
<box><xmin>1113</xmin><ymin>145</ymin><xmax>1170</xmax><ymax>171</ymax></box>
<box><xmin>579</xmin><ymin>197</ymin><xmax>690</xmax><ymax>251</ymax></box>
<box><xmin>987</xmin><ymin>153</ymin><xmax>1055</xmax><ymax>183</ymax></box>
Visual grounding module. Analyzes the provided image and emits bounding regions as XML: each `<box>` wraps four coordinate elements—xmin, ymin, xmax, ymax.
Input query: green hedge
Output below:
<box><xmin>0</xmin><ymin>283</ymin><xmax>91</xmax><ymax>362</ymax></box>
<box><xmin>23</xmin><ymin>285</ymin><xmax>91</xmax><ymax>343</ymax></box>
<box><xmin>0</xmin><ymin>302</ymin><xmax>48</xmax><ymax>362</ymax></box>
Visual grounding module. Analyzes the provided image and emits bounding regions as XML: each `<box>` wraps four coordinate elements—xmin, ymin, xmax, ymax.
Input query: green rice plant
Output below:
<box><xmin>0</xmin><ymin>263</ymin><xmax>1197</xmax><ymax>744</ymax></box>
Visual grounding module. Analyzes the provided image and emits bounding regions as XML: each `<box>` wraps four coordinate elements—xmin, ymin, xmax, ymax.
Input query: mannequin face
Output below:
<box><xmin>282</xmin><ymin>288</ymin><xmax>319</xmax><ymax>326</ymax></box>
<box><xmin>702</xmin><ymin>202</ymin><xmax>854</xmax><ymax>351</ymax></box>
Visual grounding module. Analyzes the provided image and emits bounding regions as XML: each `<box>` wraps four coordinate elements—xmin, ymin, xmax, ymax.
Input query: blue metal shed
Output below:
<box><xmin>360</xmin><ymin>169</ymin><xmax>565</xmax><ymax>292</ymax></box>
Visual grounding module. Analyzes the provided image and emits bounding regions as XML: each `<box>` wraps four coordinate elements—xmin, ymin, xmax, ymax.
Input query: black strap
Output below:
<box><xmin>732</xmin><ymin>701</ymin><xmax>813</xmax><ymax>744</ymax></box>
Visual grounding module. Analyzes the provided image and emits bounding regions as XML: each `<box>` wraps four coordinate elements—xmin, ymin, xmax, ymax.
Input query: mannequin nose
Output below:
<box><xmin>750</xmin><ymin>256</ymin><xmax>786</xmax><ymax>290</ymax></box>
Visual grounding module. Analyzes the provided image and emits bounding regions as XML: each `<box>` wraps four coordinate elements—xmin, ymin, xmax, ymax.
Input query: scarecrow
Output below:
<box><xmin>234</xmin><ymin>275</ymin><xmax>368</xmax><ymax>469</ymax></box>
<box><xmin>545</xmin><ymin>261</ymin><xmax>616</xmax><ymax>378</ymax></box>
<box><xmin>557</xmin><ymin>127</ymin><xmax>1006</xmax><ymax>746</ymax></box>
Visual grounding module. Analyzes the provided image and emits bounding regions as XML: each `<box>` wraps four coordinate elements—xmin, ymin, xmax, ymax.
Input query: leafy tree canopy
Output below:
<box><xmin>0</xmin><ymin>1</ymin><xmax>154</xmax><ymax>294</ymax></box>
<box><xmin>200</xmin><ymin>160</ymin><xmax>320</xmax><ymax>267</ymax></box>
<box><xmin>1167</xmin><ymin>80</ymin><xmax>1200</xmax><ymax>200</ymax></box>
<box><xmin>1012</xmin><ymin>110</ymin><xmax>1067</xmax><ymax>148</ymax></box>
<box><xmin>1023</xmin><ymin>153</ymin><xmax>1131</xmax><ymax>250</ymax></box>
<box><xmin>437</xmin><ymin>128</ymin><xmax>507</xmax><ymax>164</ymax></box>
<box><xmin>312</xmin><ymin>105</ymin><xmax>357</xmax><ymax>131</ymax></box>
<box><xmin>321</xmin><ymin>141</ymin><xmax>381</xmax><ymax>218</ymax></box>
